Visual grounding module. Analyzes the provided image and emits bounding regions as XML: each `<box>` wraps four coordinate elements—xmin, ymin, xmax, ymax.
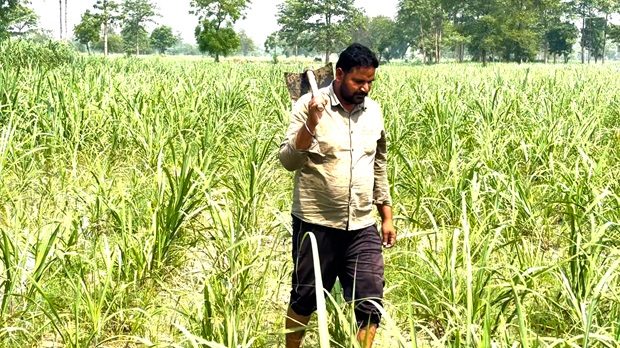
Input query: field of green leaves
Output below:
<box><xmin>1</xmin><ymin>42</ymin><xmax>619</xmax><ymax>347</ymax></box>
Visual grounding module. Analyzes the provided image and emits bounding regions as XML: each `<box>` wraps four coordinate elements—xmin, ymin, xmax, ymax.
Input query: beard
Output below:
<box><xmin>339</xmin><ymin>83</ymin><xmax>367</xmax><ymax>105</ymax></box>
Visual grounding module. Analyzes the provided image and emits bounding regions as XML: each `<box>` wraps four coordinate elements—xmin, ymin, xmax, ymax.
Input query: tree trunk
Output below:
<box><xmin>136</xmin><ymin>33</ymin><xmax>139</xmax><ymax>55</ymax></box>
<box><xmin>215</xmin><ymin>53</ymin><xmax>220</xmax><ymax>62</ymax></box>
<box><xmin>325</xmin><ymin>50</ymin><xmax>329</xmax><ymax>63</ymax></box>
<box><xmin>435</xmin><ymin>29</ymin><xmax>440</xmax><ymax>63</ymax></box>
<box><xmin>602</xmin><ymin>13</ymin><xmax>609</xmax><ymax>64</ymax></box>
<box><xmin>482</xmin><ymin>49</ymin><xmax>487</xmax><ymax>67</ymax></box>
<box><xmin>581</xmin><ymin>16</ymin><xmax>585</xmax><ymax>64</ymax></box>
<box><xmin>553</xmin><ymin>53</ymin><xmax>556</xmax><ymax>64</ymax></box>
<box><xmin>103</xmin><ymin>20</ymin><xmax>109</xmax><ymax>56</ymax></box>
<box><xmin>86</xmin><ymin>42</ymin><xmax>91</xmax><ymax>55</ymax></box>
<box><xmin>59</xmin><ymin>0</ymin><xmax>63</xmax><ymax>40</ymax></box>
<box><xmin>454</xmin><ymin>44</ymin><xmax>458</xmax><ymax>63</ymax></box>
<box><xmin>64</xmin><ymin>0</ymin><xmax>68</xmax><ymax>40</ymax></box>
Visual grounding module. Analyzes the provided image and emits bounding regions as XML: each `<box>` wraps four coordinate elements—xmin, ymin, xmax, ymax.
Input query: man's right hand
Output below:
<box><xmin>307</xmin><ymin>93</ymin><xmax>328</xmax><ymax>131</ymax></box>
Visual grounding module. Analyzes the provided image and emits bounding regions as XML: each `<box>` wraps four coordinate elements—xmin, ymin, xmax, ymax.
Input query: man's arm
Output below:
<box><xmin>373</xmin><ymin>126</ymin><xmax>395</xmax><ymax>247</ymax></box>
<box><xmin>279</xmin><ymin>95</ymin><xmax>327</xmax><ymax>171</ymax></box>
<box><xmin>377</xmin><ymin>204</ymin><xmax>395</xmax><ymax>248</ymax></box>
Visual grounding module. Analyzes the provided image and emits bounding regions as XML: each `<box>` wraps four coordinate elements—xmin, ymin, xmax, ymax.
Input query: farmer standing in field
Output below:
<box><xmin>279</xmin><ymin>43</ymin><xmax>396</xmax><ymax>348</ymax></box>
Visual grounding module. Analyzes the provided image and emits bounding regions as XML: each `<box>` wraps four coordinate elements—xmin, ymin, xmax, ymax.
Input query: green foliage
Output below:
<box><xmin>121</xmin><ymin>25</ymin><xmax>151</xmax><ymax>55</ymax></box>
<box><xmin>195</xmin><ymin>22</ymin><xmax>239</xmax><ymax>61</ymax></box>
<box><xmin>190</xmin><ymin>0</ymin><xmax>250</xmax><ymax>62</ymax></box>
<box><xmin>546</xmin><ymin>21</ymin><xmax>578</xmax><ymax>63</ymax></box>
<box><xmin>0</xmin><ymin>39</ymin><xmax>76</xmax><ymax>69</ymax></box>
<box><xmin>264</xmin><ymin>30</ymin><xmax>312</xmax><ymax>57</ymax></box>
<box><xmin>608</xmin><ymin>24</ymin><xmax>620</xmax><ymax>44</ymax></box>
<box><xmin>0</xmin><ymin>0</ymin><xmax>20</xmax><ymax>38</ymax></box>
<box><xmin>236</xmin><ymin>29</ymin><xmax>256</xmax><ymax>56</ymax></box>
<box><xmin>74</xmin><ymin>10</ymin><xmax>101</xmax><ymax>54</ymax></box>
<box><xmin>263</xmin><ymin>31</ymin><xmax>279</xmax><ymax>54</ymax></box>
<box><xmin>397</xmin><ymin>0</ymin><xmax>454</xmax><ymax>63</ymax></box>
<box><xmin>92</xmin><ymin>31</ymin><xmax>124</xmax><ymax>53</ymax></box>
<box><xmin>0</xmin><ymin>1</ymin><xmax>38</xmax><ymax>40</ymax></box>
<box><xmin>93</xmin><ymin>0</ymin><xmax>122</xmax><ymax>55</ymax></box>
<box><xmin>150</xmin><ymin>25</ymin><xmax>178</xmax><ymax>54</ymax></box>
<box><xmin>1</xmin><ymin>50</ymin><xmax>620</xmax><ymax>347</ymax></box>
<box><xmin>582</xmin><ymin>17</ymin><xmax>606</xmax><ymax>62</ymax></box>
<box><xmin>276</xmin><ymin>0</ymin><xmax>360</xmax><ymax>63</ymax></box>
<box><xmin>4</xmin><ymin>3</ymin><xmax>38</xmax><ymax>38</ymax></box>
<box><xmin>369</xmin><ymin>16</ymin><xmax>396</xmax><ymax>62</ymax></box>
<box><xmin>166</xmin><ymin>42</ymin><xmax>201</xmax><ymax>55</ymax></box>
<box><xmin>121</xmin><ymin>0</ymin><xmax>158</xmax><ymax>55</ymax></box>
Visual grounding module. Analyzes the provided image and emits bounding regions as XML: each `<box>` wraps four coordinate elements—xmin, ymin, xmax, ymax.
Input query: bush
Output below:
<box><xmin>0</xmin><ymin>39</ymin><xmax>78</xmax><ymax>69</ymax></box>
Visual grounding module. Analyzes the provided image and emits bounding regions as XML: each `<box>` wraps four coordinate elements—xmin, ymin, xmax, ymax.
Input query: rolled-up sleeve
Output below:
<box><xmin>373</xmin><ymin>127</ymin><xmax>392</xmax><ymax>206</ymax></box>
<box><xmin>279</xmin><ymin>98</ymin><xmax>322</xmax><ymax>171</ymax></box>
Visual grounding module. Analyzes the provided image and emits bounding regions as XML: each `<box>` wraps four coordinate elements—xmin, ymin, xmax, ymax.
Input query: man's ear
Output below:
<box><xmin>335</xmin><ymin>67</ymin><xmax>345</xmax><ymax>82</ymax></box>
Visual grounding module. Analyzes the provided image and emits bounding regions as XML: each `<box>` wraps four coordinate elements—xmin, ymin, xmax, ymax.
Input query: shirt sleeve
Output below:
<box><xmin>279</xmin><ymin>97</ymin><xmax>323</xmax><ymax>172</ymax></box>
<box><xmin>373</xmin><ymin>117</ymin><xmax>392</xmax><ymax>206</ymax></box>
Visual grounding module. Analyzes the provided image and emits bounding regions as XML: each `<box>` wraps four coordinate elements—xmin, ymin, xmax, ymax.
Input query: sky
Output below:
<box><xmin>32</xmin><ymin>0</ymin><xmax>399</xmax><ymax>48</ymax></box>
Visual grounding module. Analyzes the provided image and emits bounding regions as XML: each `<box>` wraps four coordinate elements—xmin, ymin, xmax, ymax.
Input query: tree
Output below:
<box><xmin>368</xmin><ymin>16</ymin><xmax>396</xmax><ymax>62</ymax></box>
<box><xmin>568</xmin><ymin>0</ymin><xmax>596</xmax><ymax>63</ymax></box>
<box><xmin>64</xmin><ymin>0</ymin><xmax>68</xmax><ymax>39</ymax></box>
<box><xmin>582</xmin><ymin>16</ymin><xmax>605</xmax><ymax>62</ymax></box>
<box><xmin>276</xmin><ymin>0</ymin><xmax>361</xmax><ymax>63</ymax></box>
<box><xmin>264</xmin><ymin>31</ymin><xmax>280</xmax><ymax>54</ymax></box>
<box><xmin>546</xmin><ymin>21</ymin><xmax>578</xmax><ymax>63</ymax></box>
<box><xmin>121</xmin><ymin>0</ymin><xmax>158</xmax><ymax>55</ymax></box>
<box><xmin>498</xmin><ymin>0</ymin><xmax>542</xmax><ymax>63</ymax></box>
<box><xmin>167</xmin><ymin>42</ymin><xmax>200</xmax><ymax>55</ymax></box>
<box><xmin>93</xmin><ymin>0</ymin><xmax>122</xmax><ymax>56</ymax></box>
<box><xmin>74</xmin><ymin>10</ymin><xmax>101</xmax><ymax>54</ymax></box>
<box><xmin>93</xmin><ymin>31</ymin><xmax>124</xmax><ymax>53</ymax></box>
<box><xmin>459</xmin><ymin>0</ymin><xmax>503</xmax><ymax>66</ymax></box>
<box><xmin>0</xmin><ymin>0</ymin><xmax>22</xmax><ymax>39</ymax></box>
<box><xmin>594</xmin><ymin>0</ymin><xmax>620</xmax><ymax>63</ymax></box>
<box><xmin>59</xmin><ymin>0</ymin><xmax>62</xmax><ymax>39</ymax></box>
<box><xmin>150</xmin><ymin>25</ymin><xmax>179</xmax><ymax>54</ymax></box>
<box><xmin>191</xmin><ymin>0</ymin><xmax>250</xmax><ymax>62</ymax></box>
<box><xmin>5</xmin><ymin>3</ymin><xmax>38</xmax><ymax>37</ymax></box>
<box><xmin>397</xmin><ymin>0</ymin><xmax>456</xmax><ymax>63</ymax></box>
<box><xmin>236</xmin><ymin>29</ymin><xmax>256</xmax><ymax>56</ymax></box>
<box><xmin>349</xmin><ymin>14</ymin><xmax>371</xmax><ymax>49</ymax></box>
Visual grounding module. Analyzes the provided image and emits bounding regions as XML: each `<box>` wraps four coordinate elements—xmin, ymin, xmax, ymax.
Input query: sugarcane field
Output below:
<box><xmin>1</xmin><ymin>0</ymin><xmax>620</xmax><ymax>347</ymax></box>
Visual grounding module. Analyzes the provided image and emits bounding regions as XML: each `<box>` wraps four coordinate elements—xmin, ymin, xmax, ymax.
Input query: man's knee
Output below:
<box><xmin>289</xmin><ymin>291</ymin><xmax>317</xmax><ymax>317</ymax></box>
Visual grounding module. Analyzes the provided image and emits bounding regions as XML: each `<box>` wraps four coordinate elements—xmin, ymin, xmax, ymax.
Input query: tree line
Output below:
<box><xmin>2</xmin><ymin>0</ymin><xmax>620</xmax><ymax>62</ymax></box>
<box><xmin>0</xmin><ymin>0</ymin><xmax>259</xmax><ymax>57</ymax></box>
<box><xmin>268</xmin><ymin>0</ymin><xmax>620</xmax><ymax>64</ymax></box>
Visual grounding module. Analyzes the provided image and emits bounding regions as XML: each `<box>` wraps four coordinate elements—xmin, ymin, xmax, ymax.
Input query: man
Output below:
<box><xmin>279</xmin><ymin>43</ymin><xmax>396</xmax><ymax>348</ymax></box>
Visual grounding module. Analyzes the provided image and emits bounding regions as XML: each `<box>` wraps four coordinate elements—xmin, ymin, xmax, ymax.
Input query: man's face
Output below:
<box><xmin>337</xmin><ymin>66</ymin><xmax>376</xmax><ymax>105</ymax></box>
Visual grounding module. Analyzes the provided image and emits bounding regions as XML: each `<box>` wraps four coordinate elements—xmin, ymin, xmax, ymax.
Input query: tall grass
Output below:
<box><xmin>0</xmin><ymin>51</ymin><xmax>618</xmax><ymax>347</ymax></box>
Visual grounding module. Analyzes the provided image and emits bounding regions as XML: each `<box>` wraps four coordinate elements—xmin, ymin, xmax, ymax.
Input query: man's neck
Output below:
<box><xmin>333</xmin><ymin>82</ymin><xmax>356</xmax><ymax>113</ymax></box>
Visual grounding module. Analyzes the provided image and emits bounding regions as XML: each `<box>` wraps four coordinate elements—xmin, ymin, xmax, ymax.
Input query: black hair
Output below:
<box><xmin>336</xmin><ymin>43</ymin><xmax>379</xmax><ymax>74</ymax></box>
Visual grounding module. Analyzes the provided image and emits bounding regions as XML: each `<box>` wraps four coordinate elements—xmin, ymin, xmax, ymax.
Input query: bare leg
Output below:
<box><xmin>286</xmin><ymin>306</ymin><xmax>311</xmax><ymax>348</ymax></box>
<box><xmin>357</xmin><ymin>324</ymin><xmax>377</xmax><ymax>348</ymax></box>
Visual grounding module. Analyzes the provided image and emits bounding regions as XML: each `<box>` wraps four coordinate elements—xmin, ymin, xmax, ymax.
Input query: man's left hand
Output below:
<box><xmin>381</xmin><ymin>219</ymin><xmax>396</xmax><ymax>248</ymax></box>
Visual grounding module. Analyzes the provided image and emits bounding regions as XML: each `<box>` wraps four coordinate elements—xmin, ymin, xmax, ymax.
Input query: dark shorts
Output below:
<box><xmin>289</xmin><ymin>215</ymin><xmax>385</xmax><ymax>328</ymax></box>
